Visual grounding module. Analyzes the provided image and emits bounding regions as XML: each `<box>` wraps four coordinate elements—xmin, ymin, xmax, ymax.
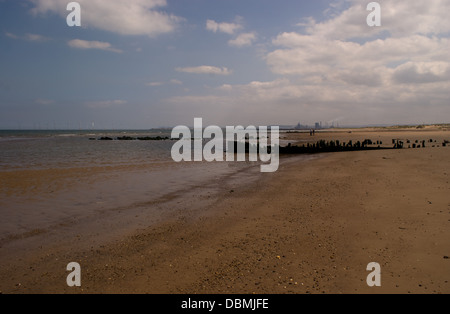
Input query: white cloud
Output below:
<box><xmin>206</xmin><ymin>19</ymin><xmax>243</xmax><ymax>35</ymax></box>
<box><xmin>30</xmin><ymin>0</ymin><xmax>181</xmax><ymax>37</ymax></box>
<box><xmin>164</xmin><ymin>0</ymin><xmax>450</xmax><ymax>126</ymax></box>
<box><xmin>4</xmin><ymin>32</ymin><xmax>50</xmax><ymax>42</ymax></box>
<box><xmin>261</xmin><ymin>18</ymin><xmax>450</xmax><ymax>123</ymax></box>
<box><xmin>5</xmin><ymin>32</ymin><xmax>19</xmax><ymax>39</ymax></box>
<box><xmin>170</xmin><ymin>79</ymin><xmax>183</xmax><ymax>85</ymax></box>
<box><xmin>302</xmin><ymin>0</ymin><xmax>450</xmax><ymax>40</ymax></box>
<box><xmin>146</xmin><ymin>82</ymin><xmax>164</xmax><ymax>87</ymax></box>
<box><xmin>207</xmin><ymin>17</ymin><xmax>258</xmax><ymax>48</ymax></box>
<box><xmin>392</xmin><ymin>62</ymin><xmax>450</xmax><ymax>84</ymax></box>
<box><xmin>146</xmin><ymin>79</ymin><xmax>183</xmax><ymax>87</ymax></box>
<box><xmin>68</xmin><ymin>39</ymin><xmax>123</xmax><ymax>53</ymax></box>
<box><xmin>163</xmin><ymin>73</ymin><xmax>450</xmax><ymax>126</ymax></box>
<box><xmin>267</xmin><ymin>32</ymin><xmax>450</xmax><ymax>86</ymax></box>
<box><xmin>228</xmin><ymin>32</ymin><xmax>257</xmax><ymax>47</ymax></box>
<box><xmin>25</xmin><ymin>33</ymin><xmax>50</xmax><ymax>42</ymax></box>
<box><xmin>218</xmin><ymin>84</ymin><xmax>233</xmax><ymax>91</ymax></box>
<box><xmin>176</xmin><ymin>66</ymin><xmax>232</xmax><ymax>76</ymax></box>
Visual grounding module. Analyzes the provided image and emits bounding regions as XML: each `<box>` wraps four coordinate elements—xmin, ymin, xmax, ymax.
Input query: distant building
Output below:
<box><xmin>295</xmin><ymin>123</ymin><xmax>306</xmax><ymax>130</ymax></box>
<box><xmin>315</xmin><ymin>122</ymin><xmax>321</xmax><ymax>130</ymax></box>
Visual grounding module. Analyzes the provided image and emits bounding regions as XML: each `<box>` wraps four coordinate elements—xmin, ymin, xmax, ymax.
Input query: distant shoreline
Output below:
<box><xmin>1</xmin><ymin>123</ymin><xmax>449</xmax><ymax>133</ymax></box>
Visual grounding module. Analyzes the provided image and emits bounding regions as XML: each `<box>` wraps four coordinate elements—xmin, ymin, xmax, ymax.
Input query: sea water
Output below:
<box><xmin>0</xmin><ymin>130</ymin><xmax>262</xmax><ymax>242</ymax></box>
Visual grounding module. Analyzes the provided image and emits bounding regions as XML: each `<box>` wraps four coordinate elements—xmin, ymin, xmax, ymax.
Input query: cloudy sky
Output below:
<box><xmin>1</xmin><ymin>0</ymin><xmax>449</xmax><ymax>129</ymax></box>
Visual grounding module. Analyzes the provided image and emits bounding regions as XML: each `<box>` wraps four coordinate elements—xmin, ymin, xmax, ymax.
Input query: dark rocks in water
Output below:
<box><xmin>117</xmin><ymin>136</ymin><xmax>136</xmax><ymax>141</ymax></box>
<box><xmin>93</xmin><ymin>136</ymin><xmax>170</xmax><ymax>141</ymax></box>
<box><xmin>228</xmin><ymin>141</ymin><xmax>273</xmax><ymax>155</ymax></box>
<box><xmin>276</xmin><ymin>139</ymin><xmax>396</xmax><ymax>155</ymax></box>
<box><xmin>89</xmin><ymin>138</ymin><xmax>96</xmax><ymax>141</ymax></box>
<box><xmin>137</xmin><ymin>136</ymin><xmax>169</xmax><ymax>141</ymax></box>
<box><xmin>227</xmin><ymin>137</ymin><xmax>401</xmax><ymax>156</ymax></box>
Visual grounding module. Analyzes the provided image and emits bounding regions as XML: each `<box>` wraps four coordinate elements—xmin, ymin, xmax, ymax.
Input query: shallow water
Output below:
<box><xmin>0</xmin><ymin>130</ymin><xmax>173</xmax><ymax>170</ymax></box>
<box><xmin>0</xmin><ymin>130</ymin><xmax>273</xmax><ymax>241</ymax></box>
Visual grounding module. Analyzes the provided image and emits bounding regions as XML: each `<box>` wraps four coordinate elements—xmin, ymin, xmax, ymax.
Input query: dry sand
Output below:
<box><xmin>0</xmin><ymin>128</ymin><xmax>449</xmax><ymax>294</ymax></box>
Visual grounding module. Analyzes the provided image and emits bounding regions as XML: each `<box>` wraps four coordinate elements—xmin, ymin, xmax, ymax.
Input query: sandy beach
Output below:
<box><xmin>0</xmin><ymin>127</ymin><xmax>449</xmax><ymax>294</ymax></box>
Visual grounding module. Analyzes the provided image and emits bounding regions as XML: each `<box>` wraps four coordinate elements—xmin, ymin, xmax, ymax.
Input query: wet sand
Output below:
<box><xmin>0</xmin><ymin>128</ymin><xmax>449</xmax><ymax>294</ymax></box>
